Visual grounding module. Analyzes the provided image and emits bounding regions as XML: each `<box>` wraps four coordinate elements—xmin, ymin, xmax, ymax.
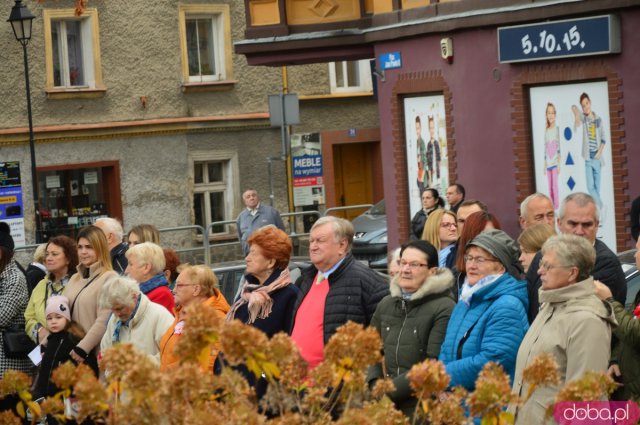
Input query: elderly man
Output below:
<box><xmin>445</xmin><ymin>184</ymin><xmax>465</xmax><ymax>214</ymax></box>
<box><xmin>519</xmin><ymin>193</ymin><xmax>555</xmax><ymax>229</ymax></box>
<box><xmin>95</xmin><ymin>217</ymin><xmax>128</xmax><ymax>274</ymax></box>
<box><xmin>290</xmin><ymin>216</ymin><xmax>389</xmax><ymax>368</ymax></box>
<box><xmin>455</xmin><ymin>200</ymin><xmax>487</xmax><ymax>234</ymax></box>
<box><xmin>236</xmin><ymin>189</ymin><xmax>285</xmax><ymax>256</ymax></box>
<box><xmin>525</xmin><ymin>192</ymin><xmax>626</xmax><ymax>323</ymax></box>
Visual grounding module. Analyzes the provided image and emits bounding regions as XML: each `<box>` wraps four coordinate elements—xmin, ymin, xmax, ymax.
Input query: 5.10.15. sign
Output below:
<box><xmin>498</xmin><ymin>15</ymin><xmax>620</xmax><ymax>64</ymax></box>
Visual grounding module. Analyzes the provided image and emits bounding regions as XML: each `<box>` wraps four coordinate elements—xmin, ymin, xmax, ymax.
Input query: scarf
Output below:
<box><xmin>112</xmin><ymin>294</ymin><xmax>142</xmax><ymax>344</ymax></box>
<box><xmin>139</xmin><ymin>273</ymin><xmax>169</xmax><ymax>294</ymax></box>
<box><xmin>459</xmin><ymin>274</ymin><xmax>501</xmax><ymax>306</ymax></box>
<box><xmin>226</xmin><ymin>268</ymin><xmax>291</xmax><ymax>324</ymax></box>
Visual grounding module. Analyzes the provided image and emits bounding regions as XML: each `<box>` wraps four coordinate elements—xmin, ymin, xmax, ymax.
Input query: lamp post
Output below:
<box><xmin>8</xmin><ymin>0</ymin><xmax>40</xmax><ymax>242</ymax></box>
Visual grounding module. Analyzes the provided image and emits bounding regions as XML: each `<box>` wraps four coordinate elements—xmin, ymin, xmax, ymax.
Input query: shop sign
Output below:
<box><xmin>291</xmin><ymin>133</ymin><xmax>324</xmax><ymax>207</ymax></box>
<box><xmin>0</xmin><ymin>161</ymin><xmax>26</xmax><ymax>247</ymax></box>
<box><xmin>498</xmin><ymin>15</ymin><xmax>620</xmax><ymax>63</ymax></box>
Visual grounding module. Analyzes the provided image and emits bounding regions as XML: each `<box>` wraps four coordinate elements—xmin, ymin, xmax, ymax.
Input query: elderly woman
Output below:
<box><xmin>99</xmin><ymin>276</ymin><xmax>174</xmax><ymax>362</ymax></box>
<box><xmin>517</xmin><ymin>223</ymin><xmax>555</xmax><ymax>273</ymax></box>
<box><xmin>387</xmin><ymin>247</ymin><xmax>401</xmax><ymax>278</ymax></box>
<box><xmin>25</xmin><ymin>235</ymin><xmax>79</xmax><ymax>344</ymax></box>
<box><xmin>125</xmin><ymin>242</ymin><xmax>175</xmax><ymax>314</ymax></box>
<box><xmin>368</xmin><ymin>240</ymin><xmax>455</xmax><ymax>418</ymax></box>
<box><xmin>127</xmin><ymin>224</ymin><xmax>161</xmax><ymax>246</ymax></box>
<box><xmin>63</xmin><ymin>225</ymin><xmax>119</xmax><ymax>364</ymax></box>
<box><xmin>159</xmin><ymin>265</ymin><xmax>230</xmax><ymax>372</ymax></box>
<box><xmin>163</xmin><ymin>248</ymin><xmax>181</xmax><ymax>290</ymax></box>
<box><xmin>439</xmin><ymin>229</ymin><xmax>529</xmax><ymax>392</ymax></box>
<box><xmin>421</xmin><ymin>209</ymin><xmax>458</xmax><ymax>268</ymax></box>
<box><xmin>594</xmin><ymin>236</ymin><xmax>640</xmax><ymax>402</ymax></box>
<box><xmin>512</xmin><ymin>234</ymin><xmax>616</xmax><ymax>424</ymax></box>
<box><xmin>0</xmin><ymin>223</ymin><xmax>31</xmax><ymax>379</ymax></box>
<box><xmin>25</xmin><ymin>243</ymin><xmax>47</xmax><ymax>294</ymax></box>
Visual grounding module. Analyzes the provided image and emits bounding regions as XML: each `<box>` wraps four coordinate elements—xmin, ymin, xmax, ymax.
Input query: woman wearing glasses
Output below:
<box><xmin>368</xmin><ymin>240</ymin><xmax>455</xmax><ymax>418</ymax></box>
<box><xmin>421</xmin><ymin>209</ymin><xmax>458</xmax><ymax>268</ymax></box>
<box><xmin>511</xmin><ymin>235</ymin><xmax>616</xmax><ymax>424</ymax></box>
<box><xmin>439</xmin><ymin>229</ymin><xmax>528</xmax><ymax>393</ymax></box>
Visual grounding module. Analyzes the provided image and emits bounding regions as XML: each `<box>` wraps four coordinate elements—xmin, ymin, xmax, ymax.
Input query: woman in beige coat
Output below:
<box><xmin>63</xmin><ymin>225</ymin><xmax>119</xmax><ymax>364</ymax></box>
<box><xmin>511</xmin><ymin>234</ymin><xmax>616</xmax><ymax>424</ymax></box>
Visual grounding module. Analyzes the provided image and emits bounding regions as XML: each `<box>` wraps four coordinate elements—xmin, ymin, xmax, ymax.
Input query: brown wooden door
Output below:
<box><xmin>333</xmin><ymin>143</ymin><xmax>374</xmax><ymax>221</ymax></box>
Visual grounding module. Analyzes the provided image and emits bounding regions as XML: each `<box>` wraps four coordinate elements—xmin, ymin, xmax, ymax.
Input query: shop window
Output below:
<box><xmin>329</xmin><ymin>59</ymin><xmax>373</xmax><ymax>93</ymax></box>
<box><xmin>178</xmin><ymin>4</ymin><xmax>233</xmax><ymax>84</ymax></box>
<box><xmin>37</xmin><ymin>162</ymin><xmax>122</xmax><ymax>241</ymax></box>
<box><xmin>43</xmin><ymin>8</ymin><xmax>104</xmax><ymax>94</ymax></box>
<box><xmin>190</xmin><ymin>151</ymin><xmax>239</xmax><ymax>236</ymax></box>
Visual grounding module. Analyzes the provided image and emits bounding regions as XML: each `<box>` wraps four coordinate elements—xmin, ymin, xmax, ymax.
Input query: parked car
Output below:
<box><xmin>351</xmin><ymin>199</ymin><xmax>388</xmax><ymax>271</ymax></box>
<box><xmin>212</xmin><ymin>258</ymin><xmax>311</xmax><ymax>304</ymax></box>
<box><xmin>618</xmin><ymin>248</ymin><xmax>640</xmax><ymax>311</ymax></box>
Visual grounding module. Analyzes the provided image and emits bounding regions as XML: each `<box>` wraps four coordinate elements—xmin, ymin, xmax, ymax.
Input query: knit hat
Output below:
<box><xmin>45</xmin><ymin>295</ymin><xmax>71</xmax><ymax>321</ymax></box>
<box><xmin>467</xmin><ymin>229</ymin><xmax>523</xmax><ymax>277</ymax></box>
<box><xmin>0</xmin><ymin>222</ymin><xmax>14</xmax><ymax>252</ymax></box>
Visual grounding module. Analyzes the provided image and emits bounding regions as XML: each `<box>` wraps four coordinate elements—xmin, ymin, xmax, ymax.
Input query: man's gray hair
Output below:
<box><xmin>558</xmin><ymin>192</ymin><xmax>600</xmax><ymax>221</ymax></box>
<box><xmin>520</xmin><ymin>193</ymin><xmax>553</xmax><ymax>218</ymax></box>
<box><xmin>99</xmin><ymin>276</ymin><xmax>140</xmax><ymax>309</ymax></box>
<box><xmin>541</xmin><ymin>234</ymin><xmax>596</xmax><ymax>281</ymax></box>
<box><xmin>311</xmin><ymin>216</ymin><xmax>354</xmax><ymax>251</ymax></box>
<box><xmin>95</xmin><ymin>217</ymin><xmax>124</xmax><ymax>242</ymax></box>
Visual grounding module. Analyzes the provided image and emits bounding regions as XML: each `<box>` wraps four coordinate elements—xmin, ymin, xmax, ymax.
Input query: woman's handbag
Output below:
<box><xmin>2</xmin><ymin>326</ymin><xmax>36</xmax><ymax>358</ymax></box>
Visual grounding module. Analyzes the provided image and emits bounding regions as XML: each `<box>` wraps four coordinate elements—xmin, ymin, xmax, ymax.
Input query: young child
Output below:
<box><xmin>31</xmin><ymin>295</ymin><xmax>98</xmax><ymax>402</ymax></box>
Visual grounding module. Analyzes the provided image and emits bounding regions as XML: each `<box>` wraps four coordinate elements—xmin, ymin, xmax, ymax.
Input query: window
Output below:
<box><xmin>190</xmin><ymin>151</ymin><xmax>239</xmax><ymax>235</ymax></box>
<box><xmin>43</xmin><ymin>9</ymin><xmax>104</xmax><ymax>94</ymax></box>
<box><xmin>329</xmin><ymin>59</ymin><xmax>373</xmax><ymax>93</ymax></box>
<box><xmin>179</xmin><ymin>5</ymin><xmax>233</xmax><ymax>84</ymax></box>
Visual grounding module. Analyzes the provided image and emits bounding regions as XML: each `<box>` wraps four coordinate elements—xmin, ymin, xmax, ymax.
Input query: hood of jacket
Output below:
<box><xmin>539</xmin><ymin>277</ymin><xmax>617</xmax><ymax>326</ymax></box>
<box><xmin>469</xmin><ymin>272</ymin><xmax>528</xmax><ymax>307</ymax></box>
<box><xmin>389</xmin><ymin>267</ymin><xmax>454</xmax><ymax>303</ymax></box>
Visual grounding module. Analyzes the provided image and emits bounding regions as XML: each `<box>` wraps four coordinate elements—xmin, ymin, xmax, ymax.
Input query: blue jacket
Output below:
<box><xmin>438</xmin><ymin>273</ymin><xmax>529</xmax><ymax>391</ymax></box>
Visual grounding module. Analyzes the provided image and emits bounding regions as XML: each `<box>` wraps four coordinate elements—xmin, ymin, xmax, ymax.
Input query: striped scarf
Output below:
<box><xmin>226</xmin><ymin>268</ymin><xmax>291</xmax><ymax>324</ymax></box>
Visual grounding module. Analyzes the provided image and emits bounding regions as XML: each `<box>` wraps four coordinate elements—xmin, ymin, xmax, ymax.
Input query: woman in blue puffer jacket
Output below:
<box><xmin>439</xmin><ymin>229</ymin><xmax>529</xmax><ymax>391</ymax></box>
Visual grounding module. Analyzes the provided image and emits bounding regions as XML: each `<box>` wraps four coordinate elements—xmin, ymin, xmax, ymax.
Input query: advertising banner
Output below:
<box><xmin>0</xmin><ymin>162</ymin><xmax>26</xmax><ymax>246</ymax></box>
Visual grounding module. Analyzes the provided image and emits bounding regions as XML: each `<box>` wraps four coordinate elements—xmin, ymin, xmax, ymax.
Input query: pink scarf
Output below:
<box><xmin>226</xmin><ymin>268</ymin><xmax>291</xmax><ymax>324</ymax></box>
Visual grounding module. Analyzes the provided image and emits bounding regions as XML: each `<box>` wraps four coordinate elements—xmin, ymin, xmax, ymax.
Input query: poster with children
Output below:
<box><xmin>529</xmin><ymin>81</ymin><xmax>615</xmax><ymax>250</ymax></box>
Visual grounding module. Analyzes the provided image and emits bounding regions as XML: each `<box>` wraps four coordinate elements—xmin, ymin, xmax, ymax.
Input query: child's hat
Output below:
<box><xmin>45</xmin><ymin>295</ymin><xmax>71</xmax><ymax>322</ymax></box>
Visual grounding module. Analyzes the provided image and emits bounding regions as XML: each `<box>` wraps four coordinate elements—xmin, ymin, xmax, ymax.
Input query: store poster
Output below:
<box><xmin>291</xmin><ymin>132</ymin><xmax>325</xmax><ymax>207</ymax></box>
<box><xmin>529</xmin><ymin>81</ymin><xmax>615</xmax><ymax>249</ymax></box>
<box><xmin>404</xmin><ymin>95</ymin><xmax>449</xmax><ymax>217</ymax></box>
<box><xmin>0</xmin><ymin>161</ymin><xmax>26</xmax><ymax>246</ymax></box>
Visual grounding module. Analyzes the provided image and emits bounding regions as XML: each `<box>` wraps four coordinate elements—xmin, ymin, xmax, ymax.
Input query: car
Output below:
<box><xmin>212</xmin><ymin>257</ymin><xmax>312</xmax><ymax>304</ymax></box>
<box><xmin>351</xmin><ymin>199</ymin><xmax>388</xmax><ymax>271</ymax></box>
<box><xmin>618</xmin><ymin>248</ymin><xmax>640</xmax><ymax>312</ymax></box>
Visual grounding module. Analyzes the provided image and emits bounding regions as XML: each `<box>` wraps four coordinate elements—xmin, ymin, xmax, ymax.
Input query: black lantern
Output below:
<box><xmin>7</xmin><ymin>0</ymin><xmax>34</xmax><ymax>45</ymax></box>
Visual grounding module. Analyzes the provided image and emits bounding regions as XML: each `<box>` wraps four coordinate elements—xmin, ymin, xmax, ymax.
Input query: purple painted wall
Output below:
<box><xmin>376</xmin><ymin>9</ymin><xmax>640</xmax><ymax>250</ymax></box>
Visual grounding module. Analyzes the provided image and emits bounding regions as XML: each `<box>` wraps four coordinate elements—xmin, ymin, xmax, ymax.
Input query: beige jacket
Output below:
<box><xmin>63</xmin><ymin>263</ymin><xmax>118</xmax><ymax>354</ymax></box>
<box><xmin>511</xmin><ymin>277</ymin><xmax>617</xmax><ymax>424</ymax></box>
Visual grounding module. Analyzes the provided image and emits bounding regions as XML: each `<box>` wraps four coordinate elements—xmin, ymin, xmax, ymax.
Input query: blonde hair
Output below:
<box><xmin>177</xmin><ymin>264</ymin><xmax>219</xmax><ymax>298</ymax></box>
<box><xmin>77</xmin><ymin>225</ymin><xmax>113</xmax><ymax>271</ymax></box>
<box><xmin>421</xmin><ymin>209</ymin><xmax>457</xmax><ymax>250</ymax></box>
<box><xmin>517</xmin><ymin>223</ymin><xmax>556</xmax><ymax>253</ymax></box>
<box><xmin>126</xmin><ymin>242</ymin><xmax>165</xmax><ymax>275</ymax></box>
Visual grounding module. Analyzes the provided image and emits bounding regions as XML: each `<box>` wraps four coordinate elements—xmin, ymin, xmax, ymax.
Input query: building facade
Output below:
<box><xmin>0</xmin><ymin>0</ymin><xmax>380</xmax><ymax>257</ymax></box>
<box><xmin>237</xmin><ymin>0</ymin><xmax>640</xmax><ymax>252</ymax></box>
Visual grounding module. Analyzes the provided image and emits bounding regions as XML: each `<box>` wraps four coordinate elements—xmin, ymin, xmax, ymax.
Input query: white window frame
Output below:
<box><xmin>328</xmin><ymin>59</ymin><xmax>373</xmax><ymax>93</ymax></box>
<box><xmin>43</xmin><ymin>8</ymin><xmax>102</xmax><ymax>90</ymax></box>
<box><xmin>189</xmin><ymin>151</ymin><xmax>240</xmax><ymax>236</ymax></box>
<box><xmin>179</xmin><ymin>5</ymin><xmax>233</xmax><ymax>83</ymax></box>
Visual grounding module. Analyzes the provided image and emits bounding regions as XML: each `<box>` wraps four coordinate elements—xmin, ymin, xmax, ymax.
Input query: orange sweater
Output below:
<box><xmin>159</xmin><ymin>290</ymin><xmax>229</xmax><ymax>372</ymax></box>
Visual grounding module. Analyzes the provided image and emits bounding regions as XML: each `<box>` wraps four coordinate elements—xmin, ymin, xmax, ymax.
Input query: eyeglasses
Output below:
<box><xmin>464</xmin><ymin>255</ymin><xmax>499</xmax><ymax>265</ymax></box>
<box><xmin>440</xmin><ymin>222</ymin><xmax>457</xmax><ymax>229</ymax></box>
<box><xmin>174</xmin><ymin>283</ymin><xmax>198</xmax><ymax>289</ymax></box>
<box><xmin>538</xmin><ymin>262</ymin><xmax>571</xmax><ymax>272</ymax></box>
<box><xmin>399</xmin><ymin>261</ymin><xmax>428</xmax><ymax>270</ymax></box>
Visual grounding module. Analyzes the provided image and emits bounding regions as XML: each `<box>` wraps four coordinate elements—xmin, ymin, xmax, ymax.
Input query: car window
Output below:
<box><xmin>368</xmin><ymin>200</ymin><xmax>385</xmax><ymax>216</ymax></box>
<box><xmin>625</xmin><ymin>270</ymin><xmax>640</xmax><ymax>312</ymax></box>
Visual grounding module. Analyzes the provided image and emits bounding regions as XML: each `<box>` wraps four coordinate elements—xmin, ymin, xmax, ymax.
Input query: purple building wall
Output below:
<box><xmin>376</xmin><ymin>9</ymin><xmax>640</xmax><ymax>250</ymax></box>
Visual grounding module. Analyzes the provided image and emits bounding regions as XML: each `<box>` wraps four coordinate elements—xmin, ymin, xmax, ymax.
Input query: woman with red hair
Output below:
<box><xmin>225</xmin><ymin>225</ymin><xmax>299</xmax><ymax>397</ymax></box>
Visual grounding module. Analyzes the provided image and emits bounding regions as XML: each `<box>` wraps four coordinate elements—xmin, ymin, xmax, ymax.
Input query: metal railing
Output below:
<box><xmin>12</xmin><ymin>203</ymin><xmax>374</xmax><ymax>267</ymax></box>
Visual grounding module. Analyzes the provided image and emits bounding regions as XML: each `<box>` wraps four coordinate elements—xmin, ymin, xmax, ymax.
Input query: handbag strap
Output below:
<box><xmin>69</xmin><ymin>273</ymin><xmax>101</xmax><ymax>317</ymax></box>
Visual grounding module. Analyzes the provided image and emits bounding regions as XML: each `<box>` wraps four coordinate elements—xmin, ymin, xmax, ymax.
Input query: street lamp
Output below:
<box><xmin>7</xmin><ymin>0</ymin><xmax>40</xmax><ymax>242</ymax></box>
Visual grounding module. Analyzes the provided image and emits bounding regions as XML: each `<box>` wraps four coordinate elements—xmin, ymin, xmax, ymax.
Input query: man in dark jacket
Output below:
<box><xmin>291</xmin><ymin>216</ymin><xmax>389</xmax><ymax>368</ymax></box>
<box><xmin>95</xmin><ymin>217</ymin><xmax>128</xmax><ymax>274</ymax></box>
<box><xmin>526</xmin><ymin>192</ymin><xmax>626</xmax><ymax>323</ymax></box>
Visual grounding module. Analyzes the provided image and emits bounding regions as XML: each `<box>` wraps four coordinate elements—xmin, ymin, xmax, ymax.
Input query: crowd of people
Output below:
<box><xmin>0</xmin><ymin>184</ymin><xmax>638</xmax><ymax>423</ymax></box>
